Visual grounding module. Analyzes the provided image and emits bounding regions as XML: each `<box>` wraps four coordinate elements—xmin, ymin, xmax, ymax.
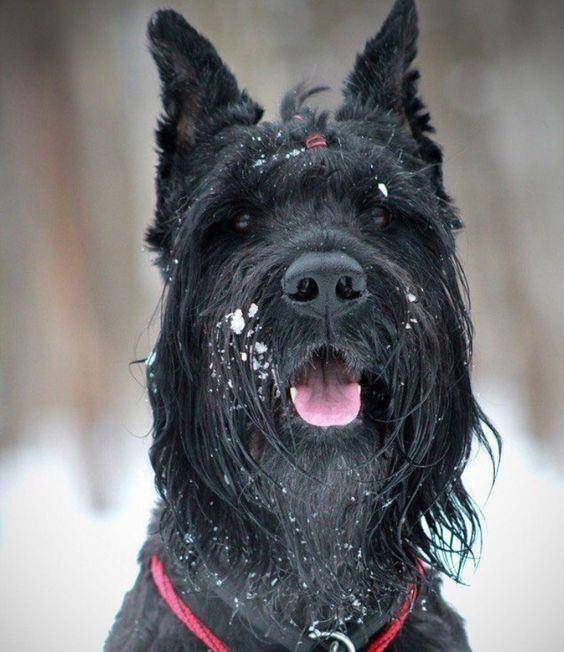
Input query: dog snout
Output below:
<box><xmin>282</xmin><ymin>251</ymin><xmax>367</xmax><ymax>319</ymax></box>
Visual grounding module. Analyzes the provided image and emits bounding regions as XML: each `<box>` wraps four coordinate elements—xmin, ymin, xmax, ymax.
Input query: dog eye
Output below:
<box><xmin>374</xmin><ymin>208</ymin><xmax>392</xmax><ymax>228</ymax></box>
<box><xmin>232</xmin><ymin>213</ymin><xmax>252</xmax><ymax>233</ymax></box>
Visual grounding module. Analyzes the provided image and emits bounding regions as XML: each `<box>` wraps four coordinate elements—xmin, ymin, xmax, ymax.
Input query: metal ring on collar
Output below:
<box><xmin>309</xmin><ymin>630</ymin><xmax>356</xmax><ymax>652</ymax></box>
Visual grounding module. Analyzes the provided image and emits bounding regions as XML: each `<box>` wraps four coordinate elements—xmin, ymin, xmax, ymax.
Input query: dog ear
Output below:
<box><xmin>148</xmin><ymin>9</ymin><xmax>262</xmax><ymax>152</ymax></box>
<box><xmin>147</xmin><ymin>10</ymin><xmax>263</xmax><ymax>259</ymax></box>
<box><xmin>337</xmin><ymin>0</ymin><xmax>460</xmax><ymax>226</ymax></box>
<box><xmin>338</xmin><ymin>0</ymin><xmax>419</xmax><ymax>119</ymax></box>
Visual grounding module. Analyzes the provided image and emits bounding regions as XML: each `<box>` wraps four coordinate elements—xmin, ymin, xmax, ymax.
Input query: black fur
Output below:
<box><xmin>107</xmin><ymin>1</ymin><xmax>499</xmax><ymax>650</ymax></box>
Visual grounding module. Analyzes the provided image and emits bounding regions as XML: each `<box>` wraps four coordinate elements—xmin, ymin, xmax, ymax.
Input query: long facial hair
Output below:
<box><xmin>146</xmin><ymin>191</ymin><xmax>499</xmax><ymax>629</ymax></box>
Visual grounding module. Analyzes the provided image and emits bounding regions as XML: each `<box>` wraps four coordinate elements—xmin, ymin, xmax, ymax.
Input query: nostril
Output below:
<box><xmin>336</xmin><ymin>275</ymin><xmax>364</xmax><ymax>301</ymax></box>
<box><xmin>290</xmin><ymin>277</ymin><xmax>319</xmax><ymax>302</ymax></box>
<box><xmin>283</xmin><ymin>252</ymin><xmax>366</xmax><ymax>316</ymax></box>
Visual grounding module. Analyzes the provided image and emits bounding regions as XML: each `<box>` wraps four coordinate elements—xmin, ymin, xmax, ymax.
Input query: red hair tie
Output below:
<box><xmin>305</xmin><ymin>133</ymin><xmax>327</xmax><ymax>149</ymax></box>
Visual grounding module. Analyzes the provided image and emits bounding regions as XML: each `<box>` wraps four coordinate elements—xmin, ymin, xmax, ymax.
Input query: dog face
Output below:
<box><xmin>146</xmin><ymin>0</ymin><xmax>497</xmax><ymax>626</ymax></box>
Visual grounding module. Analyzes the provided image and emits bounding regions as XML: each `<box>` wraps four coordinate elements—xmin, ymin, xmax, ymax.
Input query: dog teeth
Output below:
<box><xmin>290</xmin><ymin>387</ymin><xmax>297</xmax><ymax>402</ymax></box>
<box><xmin>356</xmin><ymin>384</ymin><xmax>361</xmax><ymax>396</ymax></box>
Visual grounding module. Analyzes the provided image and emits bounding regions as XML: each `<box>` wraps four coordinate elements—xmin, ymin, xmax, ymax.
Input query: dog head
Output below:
<box><xmin>145</xmin><ymin>0</ymin><xmax>498</xmax><ymax>627</ymax></box>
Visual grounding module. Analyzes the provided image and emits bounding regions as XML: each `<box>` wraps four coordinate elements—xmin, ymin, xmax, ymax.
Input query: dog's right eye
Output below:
<box><xmin>232</xmin><ymin>213</ymin><xmax>252</xmax><ymax>233</ymax></box>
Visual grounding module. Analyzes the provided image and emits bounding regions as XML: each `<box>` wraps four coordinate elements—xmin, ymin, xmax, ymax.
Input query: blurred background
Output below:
<box><xmin>1</xmin><ymin>1</ymin><xmax>563</xmax><ymax>650</ymax></box>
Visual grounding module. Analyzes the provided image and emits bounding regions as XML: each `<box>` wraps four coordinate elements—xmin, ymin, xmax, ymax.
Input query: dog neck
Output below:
<box><xmin>155</xmin><ymin>507</ymin><xmax>410</xmax><ymax>648</ymax></box>
<box><xmin>159</xmin><ymin>538</ymin><xmax>411</xmax><ymax>651</ymax></box>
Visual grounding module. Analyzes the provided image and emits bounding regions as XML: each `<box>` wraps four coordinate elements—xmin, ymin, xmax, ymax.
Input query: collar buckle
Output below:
<box><xmin>309</xmin><ymin>630</ymin><xmax>356</xmax><ymax>652</ymax></box>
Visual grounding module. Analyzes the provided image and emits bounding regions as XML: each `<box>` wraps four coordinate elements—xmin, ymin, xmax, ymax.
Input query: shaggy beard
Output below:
<box><xmin>149</xmin><ymin>238</ymin><xmax>498</xmax><ymax>633</ymax></box>
<box><xmin>248</xmin><ymin>426</ymin><xmax>399</xmax><ymax>629</ymax></box>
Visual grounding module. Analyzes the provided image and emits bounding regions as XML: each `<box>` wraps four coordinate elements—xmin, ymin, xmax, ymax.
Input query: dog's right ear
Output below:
<box><xmin>148</xmin><ymin>9</ymin><xmax>263</xmax><ymax>158</ymax></box>
<box><xmin>147</xmin><ymin>10</ymin><xmax>263</xmax><ymax>258</ymax></box>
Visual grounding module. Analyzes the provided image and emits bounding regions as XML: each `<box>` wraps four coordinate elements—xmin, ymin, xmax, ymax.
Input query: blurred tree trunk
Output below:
<box><xmin>0</xmin><ymin>0</ymin><xmax>155</xmax><ymax>507</ymax></box>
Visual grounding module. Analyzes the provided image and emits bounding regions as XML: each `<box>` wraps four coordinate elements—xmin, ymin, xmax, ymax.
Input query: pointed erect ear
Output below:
<box><xmin>337</xmin><ymin>1</ymin><xmax>460</xmax><ymax>225</ymax></box>
<box><xmin>337</xmin><ymin>1</ymin><xmax>449</xmax><ymax>190</ymax></box>
<box><xmin>338</xmin><ymin>0</ymin><xmax>419</xmax><ymax>118</ymax></box>
<box><xmin>146</xmin><ymin>11</ymin><xmax>263</xmax><ymax>262</ymax></box>
<box><xmin>148</xmin><ymin>10</ymin><xmax>262</xmax><ymax>168</ymax></box>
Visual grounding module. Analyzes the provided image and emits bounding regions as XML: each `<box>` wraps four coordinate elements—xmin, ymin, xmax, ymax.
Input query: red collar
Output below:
<box><xmin>150</xmin><ymin>555</ymin><xmax>418</xmax><ymax>652</ymax></box>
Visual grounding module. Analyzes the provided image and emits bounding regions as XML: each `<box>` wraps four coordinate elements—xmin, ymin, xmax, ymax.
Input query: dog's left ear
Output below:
<box><xmin>337</xmin><ymin>0</ymin><xmax>419</xmax><ymax>120</ymax></box>
<box><xmin>337</xmin><ymin>0</ymin><xmax>460</xmax><ymax>226</ymax></box>
<box><xmin>147</xmin><ymin>10</ymin><xmax>263</xmax><ymax>259</ymax></box>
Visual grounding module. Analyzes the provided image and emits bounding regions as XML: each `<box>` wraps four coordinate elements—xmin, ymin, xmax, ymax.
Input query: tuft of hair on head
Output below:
<box><xmin>279</xmin><ymin>83</ymin><xmax>330</xmax><ymax>122</ymax></box>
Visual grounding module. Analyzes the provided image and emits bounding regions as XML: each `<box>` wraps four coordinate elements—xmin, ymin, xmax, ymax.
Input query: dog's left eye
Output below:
<box><xmin>373</xmin><ymin>208</ymin><xmax>392</xmax><ymax>228</ymax></box>
<box><xmin>232</xmin><ymin>213</ymin><xmax>252</xmax><ymax>233</ymax></box>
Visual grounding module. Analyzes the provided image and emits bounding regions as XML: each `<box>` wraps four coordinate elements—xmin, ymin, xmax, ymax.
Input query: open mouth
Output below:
<box><xmin>288</xmin><ymin>348</ymin><xmax>362</xmax><ymax>428</ymax></box>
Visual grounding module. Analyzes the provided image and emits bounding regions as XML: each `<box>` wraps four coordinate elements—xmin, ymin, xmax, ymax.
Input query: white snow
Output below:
<box><xmin>0</xmin><ymin>424</ymin><xmax>154</xmax><ymax>652</ymax></box>
<box><xmin>285</xmin><ymin>148</ymin><xmax>304</xmax><ymax>159</ymax></box>
<box><xmin>227</xmin><ymin>309</ymin><xmax>245</xmax><ymax>335</ymax></box>
<box><xmin>1</xmin><ymin>388</ymin><xmax>562</xmax><ymax>651</ymax></box>
<box><xmin>248</xmin><ymin>303</ymin><xmax>258</xmax><ymax>318</ymax></box>
<box><xmin>254</xmin><ymin>341</ymin><xmax>268</xmax><ymax>355</ymax></box>
<box><xmin>441</xmin><ymin>386</ymin><xmax>564</xmax><ymax>652</ymax></box>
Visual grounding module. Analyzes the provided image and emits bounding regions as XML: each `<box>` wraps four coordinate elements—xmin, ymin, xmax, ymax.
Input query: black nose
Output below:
<box><xmin>282</xmin><ymin>252</ymin><xmax>367</xmax><ymax>319</ymax></box>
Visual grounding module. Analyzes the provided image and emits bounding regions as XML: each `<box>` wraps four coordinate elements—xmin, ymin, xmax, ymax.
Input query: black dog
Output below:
<box><xmin>106</xmin><ymin>1</ymin><xmax>498</xmax><ymax>650</ymax></box>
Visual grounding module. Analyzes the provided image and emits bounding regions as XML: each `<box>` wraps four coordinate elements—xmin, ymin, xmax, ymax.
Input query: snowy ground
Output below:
<box><xmin>1</xmin><ymin>392</ymin><xmax>563</xmax><ymax>651</ymax></box>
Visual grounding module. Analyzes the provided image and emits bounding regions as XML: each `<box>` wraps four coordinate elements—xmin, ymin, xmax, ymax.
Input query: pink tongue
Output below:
<box><xmin>293</xmin><ymin>363</ymin><xmax>360</xmax><ymax>428</ymax></box>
